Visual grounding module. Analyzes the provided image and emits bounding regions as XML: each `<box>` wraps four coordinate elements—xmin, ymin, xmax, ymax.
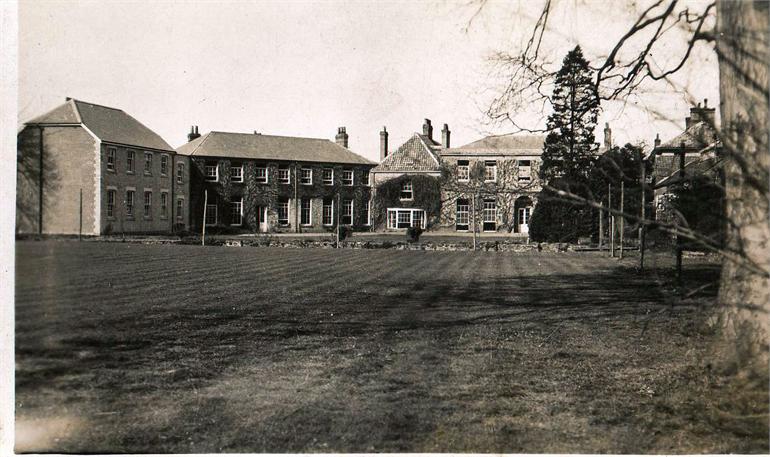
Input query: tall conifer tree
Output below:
<box><xmin>540</xmin><ymin>46</ymin><xmax>600</xmax><ymax>182</ymax></box>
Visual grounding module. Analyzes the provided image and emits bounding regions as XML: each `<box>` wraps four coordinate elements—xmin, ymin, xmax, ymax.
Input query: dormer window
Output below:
<box><xmin>400</xmin><ymin>180</ymin><xmax>413</xmax><ymax>200</ymax></box>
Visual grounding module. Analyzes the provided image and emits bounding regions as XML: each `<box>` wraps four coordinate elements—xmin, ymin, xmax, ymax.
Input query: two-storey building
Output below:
<box><xmin>16</xmin><ymin>98</ymin><xmax>189</xmax><ymax>235</ymax></box>
<box><xmin>176</xmin><ymin>127</ymin><xmax>376</xmax><ymax>233</ymax></box>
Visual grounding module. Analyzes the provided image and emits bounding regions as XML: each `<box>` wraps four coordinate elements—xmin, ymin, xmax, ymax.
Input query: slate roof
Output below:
<box><xmin>176</xmin><ymin>131</ymin><xmax>374</xmax><ymax>165</ymax></box>
<box><xmin>442</xmin><ymin>134</ymin><xmax>545</xmax><ymax>156</ymax></box>
<box><xmin>657</xmin><ymin>121</ymin><xmax>716</xmax><ymax>151</ymax></box>
<box><xmin>656</xmin><ymin>152</ymin><xmax>721</xmax><ymax>189</ymax></box>
<box><xmin>25</xmin><ymin>98</ymin><xmax>174</xmax><ymax>151</ymax></box>
<box><xmin>372</xmin><ymin>133</ymin><xmax>441</xmax><ymax>173</ymax></box>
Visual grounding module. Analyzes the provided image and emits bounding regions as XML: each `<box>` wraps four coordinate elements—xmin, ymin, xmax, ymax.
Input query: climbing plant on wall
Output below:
<box><xmin>372</xmin><ymin>174</ymin><xmax>442</xmax><ymax>229</ymax></box>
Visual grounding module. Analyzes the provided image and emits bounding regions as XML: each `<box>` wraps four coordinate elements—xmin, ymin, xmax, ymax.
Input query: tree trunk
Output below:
<box><xmin>715</xmin><ymin>0</ymin><xmax>769</xmax><ymax>372</ymax></box>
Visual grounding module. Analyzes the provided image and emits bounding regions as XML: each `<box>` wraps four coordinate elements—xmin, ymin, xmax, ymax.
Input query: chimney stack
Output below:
<box><xmin>422</xmin><ymin>118</ymin><xmax>433</xmax><ymax>140</ymax></box>
<box><xmin>335</xmin><ymin>126</ymin><xmax>349</xmax><ymax>148</ymax></box>
<box><xmin>441</xmin><ymin>123</ymin><xmax>451</xmax><ymax>148</ymax></box>
<box><xmin>689</xmin><ymin>98</ymin><xmax>716</xmax><ymax>126</ymax></box>
<box><xmin>654</xmin><ymin>133</ymin><xmax>661</xmax><ymax>149</ymax></box>
<box><xmin>603</xmin><ymin>122</ymin><xmax>612</xmax><ymax>150</ymax></box>
<box><xmin>380</xmin><ymin>126</ymin><xmax>389</xmax><ymax>161</ymax></box>
<box><xmin>188</xmin><ymin>125</ymin><xmax>201</xmax><ymax>142</ymax></box>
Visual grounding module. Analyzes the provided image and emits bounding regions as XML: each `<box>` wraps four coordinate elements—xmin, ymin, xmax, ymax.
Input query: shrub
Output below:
<box><xmin>339</xmin><ymin>226</ymin><xmax>353</xmax><ymax>241</ymax></box>
<box><xmin>406</xmin><ymin>226</ymin><xmax>423</xmax><ymax>242</ymax></box>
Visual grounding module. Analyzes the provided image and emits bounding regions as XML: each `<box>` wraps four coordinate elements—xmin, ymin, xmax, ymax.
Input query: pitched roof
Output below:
<box><xmin>655</xmin><ymin>152</ymin><xmax>721</xmax><ymax>189</ymax></box>
<box><xmin>372</xmin><ymin>133</ymin><xmax>441</xmax><ymax>173</ymax></box>
<box><xmin>25</xmin><ymin>98</ymin><xmax>174</xmax><ymax>151</ymax></box>
<box><xmin>443</xmin><ymin>134</ymin><xmax>545</xmax><ymax>156</ymax></box>
<box><xmin>656</xmin><ymin>121</ymin><xmax>716</xmax><ymax>151</ymax></box>
<box><xmin>176</xmin><ymin>131</ymin><xmax>375</xmax><ymax>165</ymax></box>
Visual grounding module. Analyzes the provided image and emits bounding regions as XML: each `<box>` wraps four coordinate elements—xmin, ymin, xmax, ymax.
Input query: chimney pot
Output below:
<box><xmin>335</xmin><ymin>126</ymin><xmax>349</xmax><ymax>148</ymax></box>
<box><xmin>188</xmin><ymin>125</ymin><xmax>201</xmax><ymax>142</ymax></box>
<box><xmin>422</xmin><ymin>118</ymin><xmax>433</xmax><ymax>140</ymax></box>
<box><xmin>380</xmin><ymin>126</ymin><xmax>389</xmax><ymax>161</ymax></box>
<box><xmin>441</xmin><ymin>123</ymin><xmax>451</xmax><ymax>148</ymax></box>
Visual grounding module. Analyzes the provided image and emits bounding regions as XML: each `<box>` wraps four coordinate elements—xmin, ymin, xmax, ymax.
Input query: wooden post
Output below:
<box><xmin>78</xmin><ymin>188</ymin><xmax>83</xmax><ymax>241</ymax></box>
<box><xmin>608</xmin><ymin>183</ymin><xmax>613</xmax><ymax>257</ymax></box>
<box><xmin>471</xmin><ymin>193</ymin><xmax>477</xmax><ymax>251</ymax></box>
<box><xmin>599</xmin><ymin>196</ymin><xmax>604</xmax><ymax>250</ymax></box>
<box><xmin>620</xmin><ymin>181</ymin><xmax>625</xmax><ymax>259</ymax></box>
<box><xmin>202</xmin><ymin>189</ymin><xmax>207</xmax><ymax>246</ymax></box>
<box><xmin>294</xmin><ymin>163</ymin><xmax>299</xmax><ymax>233</ymax></box>
<box><xmin>336</xmin><ymin>193</ymin><xmax>340</xmax><ymax>248</ymax></box>
<box><xmin>676</xmin><ymin>142</ymin><xmax>686</xmax><ymax>287</ymax></box>
<box><xmin>639</xmin><ymin>150</ymin><xmax>647</xmax><ymax>272</ymax></box>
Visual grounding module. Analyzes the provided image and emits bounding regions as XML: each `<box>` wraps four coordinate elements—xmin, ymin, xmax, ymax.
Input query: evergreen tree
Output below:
<box><xmin>540</xmin><ymin>46</ymin><xmax>600</xmax><ymax>182</ymax></box>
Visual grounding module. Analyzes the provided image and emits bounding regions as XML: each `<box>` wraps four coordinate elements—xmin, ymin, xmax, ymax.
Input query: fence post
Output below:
<box><xmin>619</xmin><ymin>181</ymin><xmax>624</xmax><ymax>260</ymax></box>
<box><xmin>639</xmin><ymin>151</ymin><xmax>646</xmax><ymax>272</ymax></box>
<box><xmin>202</xmin><ymin>189</ymin><xmax>207</xmax><ymax>246</ymax></box>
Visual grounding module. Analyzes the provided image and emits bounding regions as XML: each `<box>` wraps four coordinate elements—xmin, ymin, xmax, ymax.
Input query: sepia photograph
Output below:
<box><xmin>3</xmin><ymin>0</ymin><xmax>769</xmax><ymax>454</ymax></box>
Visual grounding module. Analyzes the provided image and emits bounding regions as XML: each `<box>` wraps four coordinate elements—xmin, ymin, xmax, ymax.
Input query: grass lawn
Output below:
<box><xmin>14</xmin><ymin>241</ymin><xmax>768</xmax><ymax>453</ymax></box>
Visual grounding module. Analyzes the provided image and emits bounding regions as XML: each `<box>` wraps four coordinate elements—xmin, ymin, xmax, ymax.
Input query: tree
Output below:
<box><xmin>540</xmin><ymin>46</ymin><xmax>600</xmax><ymax>182</ymax></box>
<box><xmin>479</xmin><ymin>0</ymin><xmax>768</xmax><ymax>376</ymax></box>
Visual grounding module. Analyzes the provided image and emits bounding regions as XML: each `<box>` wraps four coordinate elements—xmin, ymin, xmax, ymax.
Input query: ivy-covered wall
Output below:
<box><xmin>371</xmin><ymin>174</ymin><xmax>442</xmax><ymax>229</ymax></box>
<box><xmin>189</xmin><ymin>157</ymin><xmax>373</xmax><ymax>233</ymax></box>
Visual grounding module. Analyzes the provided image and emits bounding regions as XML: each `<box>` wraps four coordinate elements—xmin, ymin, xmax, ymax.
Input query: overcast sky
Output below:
<box><xmin>18</xmin><ymin>0</ymin><xmax>719</xmax><ymax>162</ymax></box>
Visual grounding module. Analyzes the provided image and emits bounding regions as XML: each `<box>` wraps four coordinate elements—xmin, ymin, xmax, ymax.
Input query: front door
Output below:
<box><xmin>256</xmin><ymin>206</ymin><xmax>268</xmax><ymax>233</ymax></box>
<box><xmin>518</xmin><ymin>207</ymin><xmax>531</xmax><ymax>234</ymax></box>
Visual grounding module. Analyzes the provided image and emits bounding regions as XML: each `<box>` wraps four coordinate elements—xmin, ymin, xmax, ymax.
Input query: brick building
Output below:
<box><xmin>16</xmin><ymin>98</ymin><xmax>189</xmax><ymax>235</ymax></box>
<box><xmin>176</xmin><ymin>127</ymin><xmax>376</xmax><ymax>233</ymax></box>
<box><xmin>370</xmin><ymin>118</ymin><xmax>544</xmax><ymax>234</ymax></box>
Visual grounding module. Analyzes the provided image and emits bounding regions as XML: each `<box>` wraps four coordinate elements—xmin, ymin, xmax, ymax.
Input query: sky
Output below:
<box><xmin>17</xmin><ymin>0</ymin><xmax>720</xmax><ymax>162</ymax></box>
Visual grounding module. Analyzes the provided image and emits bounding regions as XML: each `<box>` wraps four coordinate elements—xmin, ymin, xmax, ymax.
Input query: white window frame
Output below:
<box><xmin>231</xmin><ymin>163</ymin><xmax>244</xmax><ymax>183</ymax></box>
<box><xmin>341</xmin><ymin>199</ymin><xmax>353</xmax><ymax>225</ymax></box>
<box><xmin>160</xmin><ymin>155</ymin><xmax>168</xmax><ymax>176</ymax></box>
<box><xmin>106</xmin><ymin>188</ymin><xmax>116</xmax><ymax>218</ymax></box>
<box><xmin>144</xmin><ymin>152</ymin><xmax>153</xmax><ymax>175</ymax></box>
<box><xmin>386</xmin><ymin>208</ymin><xmax>425</xmax><ymax>230</ymax></box>
<box><xmin>457</xmin><ymin>160</ymin><xmax>469</xmax><ymax>182</ymax></box>
<box><xmin>300</xmin><ymin>198</ymin><xmax>312</xmax><ymax>226</ymax></box>
<box><xmin>342</xmin><ymin>169</ymin><xmax>354</xmax><ymax>186</ymax></box>
<box><xmin>126</xmin><ymin>150</ymin><xmax>135</xmax><ymax>174</ymax></box>
<box><xmin>204</xmin><ymin>162</ymin><xmax>218</xmax><ymax>182</ymax></box>
<box><xmin>231</xmin><ymin>198</ymin><xmax>243</xmax><ymax>226</ymax></box>
<box><xmin>125</xmin><ymin>189</ymin><xmax>135</xmax><ymax>217</ymax></box>
<box><xmin>300</xmin><ymin>167</ymin><xmax>313</xmax><ymax>185</ymax></box>
<box><xmin>106</xmin><ymin>148</ymin><xmax>116</xmax><ymax>172</ymax></box>
<box><xmin>482</xmin><ymin>198</ymin><xmax>497</xmax><ymax>231</ymax></box>
<box><xmin>362</xmin><ymin>170</ymin><xmax>371</xmax><ymax>186</ymax></box>
<box><xmin>484</xmin><ymin>161</ymin><xmax>497</xmax><ymax>183</ymax></box>
<box><xmin>205</xmin><ymin>201</ymin><xmax>218</xmax><ymax>226</ymax></box>
<box><xmin>322</xmin><ymin>198</ymin><xmax>334</xmax><ymax>226</ymax></box>
<box><xmin>456</xmin><ymin>198</ymin><xmax>470</xmax><ymax>231</ymax></box>
<box><xmin>143</xmin><ymin>190</ymin><xmax>153</xmax><ymax>219</ymax></box>
<box><xmin>322</xmin><ymin>168</ymin><xmax>334</xmax><ymax>186</ymax></box>
<box><xmin>160</xmin><ymin>191</ymin><xmax>168</xmax><ymax>218</ymax></box>
<box><xmin>278</xmin><ymin>166</ymin><xmax>291</xmax><ymax>184</ymax></box>
<box><xmin>518</xmin><ymin>159</ymin><xmax>532</xmax><ymax>181</ymax></box>
<box><xmin>176</xmin><ymin>197</ymin><xmax>184</xmax><ymax>221</ymax></box>
<box><xmin>400</xmin><ymin>181</ymin><xmax>413</xmax><ymax>201</ymax></box>
<box><xmin>255</xmin><ymin>164</ymin><xmax>268</xmax><ymax>184</ymax></box>
<box><xmin>176</xmin><ymin>162</ymin><xmax>184</xmax><ymax>184</ymax></box>
<box><xmin>364</xmin><ymin>199</ymin><xmax>371</xmax><ymax>226</ymax></box>
<box><xmin>277</xmin><ymin>199</ymin><xmax>290</xmax><ymax>226</ymax></box>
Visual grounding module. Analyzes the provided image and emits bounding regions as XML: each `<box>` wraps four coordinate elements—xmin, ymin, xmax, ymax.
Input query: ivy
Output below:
<box><xmin>372</xmin><ymin>174</ymin><xmax>442</xmax><ymax>229</ymax></box>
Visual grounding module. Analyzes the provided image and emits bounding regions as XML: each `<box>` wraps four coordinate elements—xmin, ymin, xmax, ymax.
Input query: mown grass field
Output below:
<box><xmin>14</xmin><ymin>241</ymin><xmax>768</xmax><ymax>453</ymax></box>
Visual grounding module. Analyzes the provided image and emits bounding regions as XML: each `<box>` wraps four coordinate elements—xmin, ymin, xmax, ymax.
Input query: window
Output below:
<box><xmin>386</xmin><ymin>209</ymin><xmax>425</xmax><ymax>229</ymax></box>
<box><xmin>482</xmin><ymin>199</ymin><xmax>497</xmax><ymax>231</ymax></box>
<box><xmin>107</xmin><ymin>148</ymin><xmax>116</xmax><ymax>172</ymax></box>
<box><xmin>278</xmin><ymin>166</ymin><xmax>290</xmax><ymax>184</ymax></box>
<box><xmin>300</xmin><ymin>167</ymin><xmax>312</xmax><ymax>185</ymax></box>
<box><xmin>364</xmin><ymin>199</ymin><xmax>371</xmax><ymax>226</ymax></box>
<box><xmin>231</xmin><ymin>163</ymin><xmax>243</xmax><ymax>183</ymax></box>
<box><xmin>160</xmin><ymin>192</ymin><xmax>168</xmax><ymax>218</ymax></box>
<box><xmin>205</xmin><ymin>162</ymin><xmax>218</xmax><ymax>181</ymax></box>
<box><xmin>144</xmin><ymin>191</ymin><xmax>152</xmax><ymax>218</ymax></box>
<box><xmin>126</xmin><ymin>190</ymin><xmax>135</xmax><ymax>217</ymax></box>
<box><xmin>518</xmin><ymin>160</ymin><xmax>532</xmax><ymax>181</ymax></box>
<box><xmin>456</xmin><ymin>198</ymin><xmax>469</xmax><ymax>231</ymax></box>
<box><xmin>277</xmin><ymin>199</ymin><xmax>289</xmax><ymax>225</ymax></box>
<box><xmin>107</xmin><ymin>190</ymin><xmax>116</xmax><ymax>218</ymax></box>
<box><xmin>126</xmin><ymin>150</ymin><xmax>135</xmax><ymax>173</ymax></box>
<box><xmin>301</xmin><ymin>198</ymin><xmax>312</xmax><ymax>226</ymax></box>
<box><xmin>322</xmin><ymin>168</ymin><xmax>333</xmax><ymax>185</ymax></box>
<box><xmin>322</xmin><ymin>198</ymin><xmax>334</xmax><ymax>225</ymax></box>
<box><xmin>160</xmin><ymin>155</ymin><xmax>168</xmax><ymax>175</ymax></box>
<box><xmin>400</xmin><ymin>181</ymin><xmax>413</xmax><ymax>200</ymax></box>
<box><xmin>255</xmin><ymin>164</ymin><xmax>268</xmax><ymax>183</ymax></box>
<box><xmin>144</xmin><ymin>153</ymin><xmax>153</xmax><ymax>175</ymax></box>
<box><xmin>342</xmin><ymin>169</ymin><xmax>353</xmax><ymax>186</ymax></box>
<box><xmin>205</xmin><ymin>201</ymin><xmax>217</xmax><ymax>225</ymax></box>
<box><xmin>176</xmin><ymin>198</ymin><xmax>184</xmax><ymax>221</ymax></box>
<box><xmin>484</xmin><ymin>161</ymin><xmax>497</xmax><ymax>182</ymax></box>
<box><xmin>341</xmin><ymin>199</ymin><xmax>353</xmax><ymax>225</ymax></box>
<box><xmin>457</xmin><ymin>160</ymin><xmax>469</xmax><ymax>181</ymax></box>
<box><xmin>362</xmin><ymin>170</ymin><xmax>371</xmax><ymax>186</ymax></box>
<box><xmin>231</xmin><ymin>198</ymin><xmax>243</xmax><ymax>226</ymax></box>
<box><xmin>176</xmin><ymin>163</ymin><xmax>184</xmax><ymax>184</ymax></box>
